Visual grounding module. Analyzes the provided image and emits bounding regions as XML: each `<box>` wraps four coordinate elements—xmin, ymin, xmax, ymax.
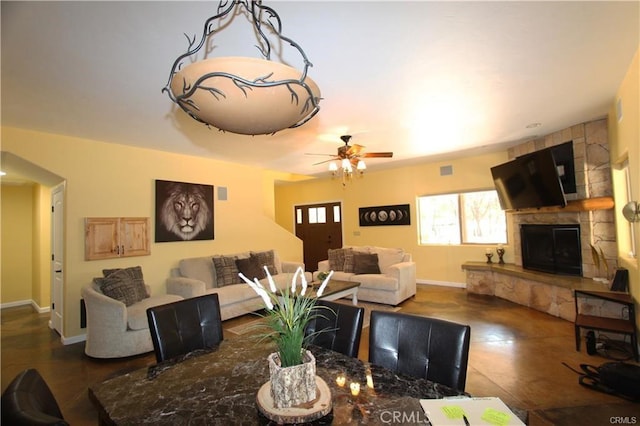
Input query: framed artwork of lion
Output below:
<box><xmin>155</xmin><ymin>180</ymin><xmax>214</xmax><ymax>242</ymax></box>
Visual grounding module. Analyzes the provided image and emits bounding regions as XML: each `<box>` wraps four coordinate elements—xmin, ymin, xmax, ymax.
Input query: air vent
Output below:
<box><xmin>440</xmin><ymin>165</ymin><xmax>453</xmax><ymax>176</ymax></box>
<box><xmin>218</xmin><ymin>186</ymin><xmax>228</xmax><ymax>201</ymax></box>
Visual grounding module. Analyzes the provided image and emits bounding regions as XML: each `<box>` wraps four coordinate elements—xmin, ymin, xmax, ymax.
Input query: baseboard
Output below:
<box><xmin>32</xmin><ymin>301</ymin><xmax>51</xmax><ymax>313</ymax></box>
<box><xmin>0</xmin><ymin>299</ymin><xmax>50</xmax><ymax>313</ymax></box>
<box><xmin>62</xmin><ymin>334</ymin><xmax>86</xmax><ymax>345</ymax></box>
<box><xmin>417</xmin><ymin>279</ymin><xmax>466</xmax><ymax>289</ymax></box>
<box><xmin>46</xmin><ymin>320</ymin><xmax>86</xmax><ymax>346</ymax></box>
<box><xmin>0</xmin><ymin>299</ymin><xmax>31</xmax><ymax>309</ymax></box>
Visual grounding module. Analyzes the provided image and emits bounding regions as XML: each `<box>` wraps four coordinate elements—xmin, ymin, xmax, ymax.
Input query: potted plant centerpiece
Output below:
<box><xmin>238</xmin><ymin>267</ymin><xmax>334</xmax><ymax>410</ymax></box>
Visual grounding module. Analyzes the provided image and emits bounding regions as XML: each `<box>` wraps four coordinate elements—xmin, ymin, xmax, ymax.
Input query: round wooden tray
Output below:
<box><xmin>256</xmin><ymin>376</ymin><xmax>332</xmax><ymax>424</ymax></box>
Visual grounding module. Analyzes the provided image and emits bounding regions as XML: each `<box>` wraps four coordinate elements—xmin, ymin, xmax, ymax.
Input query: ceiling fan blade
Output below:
<box><xmin>313</xmin><ymin>157</ymin><xmax>339</xmax><ymax>165</ymax></box>
<box><xmin>305</xmin><ymin>153</ymin><xmax>337</xmax><ymax>157</ymax></box>
<box><xmin>362</xmin><ymin>152</ymin><xmax>393</xmax><ymax>158</ymax></box>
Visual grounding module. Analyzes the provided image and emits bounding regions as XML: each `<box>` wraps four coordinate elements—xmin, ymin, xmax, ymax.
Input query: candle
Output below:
<box><xmin>336</xmin><ymin>374</ymin><xmax>346</xmax><ymax>387</ymax></box>
<box><xmin>350</xmin><ymin>382</ymin><xmax>360</xmax><ymax>396</ymax></box>
<box><xmin>365</xmin><ymin>365</ymin><xmax>374</xmax><ymax>389</ymax></box>
<box><xmin>366</xmin><ymin>373</ymin><xmax>374</xmax><ymax>389</ymax></box>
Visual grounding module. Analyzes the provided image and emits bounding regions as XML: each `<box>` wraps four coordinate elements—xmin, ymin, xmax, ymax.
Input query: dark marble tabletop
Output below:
<box><xmin>88</xmin><ymin>334</ymin><xmax>466</xmax><ymax>425</ymax></box>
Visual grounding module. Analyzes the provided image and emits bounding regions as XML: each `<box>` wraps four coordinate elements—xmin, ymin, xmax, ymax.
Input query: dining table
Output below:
<box><xmin>88</xmin><ymin>333</ymin><xmax>469</xmax><ymax>425</ymax></box>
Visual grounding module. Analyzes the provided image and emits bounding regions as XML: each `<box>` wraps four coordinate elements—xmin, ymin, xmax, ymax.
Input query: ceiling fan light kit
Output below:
<box><xmin>309</xmin><ymin>134</ymin><xmax>392</xmax><ymax>187</ymax></box>
<box><xmin>163</xmin><ymin>0</ymin><xmax>321</xmax><ymax>135</ymax></box>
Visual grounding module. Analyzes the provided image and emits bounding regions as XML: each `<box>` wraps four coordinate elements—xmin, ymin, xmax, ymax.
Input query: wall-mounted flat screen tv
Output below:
<box><xmin>491</xmin><ymin>147</ymin><xmax>567</xmax><ymax>210</ymax></box>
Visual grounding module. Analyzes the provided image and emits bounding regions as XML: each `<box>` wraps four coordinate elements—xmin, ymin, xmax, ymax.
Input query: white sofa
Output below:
<box><xmin>313</xmin><ymin>246</ymin><xmax>416</xmax><ymax>306</ymax></box>
<box><xmin>166</xmin><ymin>250</ymin><xmax>312</xmax><ymax>321</ymax></box>
<box><xmin>82</xmin><ymin>279</ymin><xmax>182</xmax><ymax>359</ymax></box>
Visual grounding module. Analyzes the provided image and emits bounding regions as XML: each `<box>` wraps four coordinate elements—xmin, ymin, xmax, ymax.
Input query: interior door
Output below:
<box><xmin>295</xmin><ymin>202</ymin><xmax>343</xmax><ymax>272</ymax></box>
<box><xmin>50</xmin><ymin>183</ymin><xmax>64</xmax><ymax>335</ymax></box>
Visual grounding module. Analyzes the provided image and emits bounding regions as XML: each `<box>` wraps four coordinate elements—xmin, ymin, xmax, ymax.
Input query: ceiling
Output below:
<box><xmin>2</xmin><ymin>1</ymin><xmax>639</xmax><ymax>180</ymax></box>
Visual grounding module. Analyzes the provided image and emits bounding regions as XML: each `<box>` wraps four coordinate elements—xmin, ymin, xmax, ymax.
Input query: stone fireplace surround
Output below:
<box><xmin>509</xmin><ymin>117</ymin><xmax>617</xmax><ymax>277</ymax></box>
<box><xmin>464</xmin><ymin>118</ymin><xmax>622</xmax><ymax>324</ymax></box>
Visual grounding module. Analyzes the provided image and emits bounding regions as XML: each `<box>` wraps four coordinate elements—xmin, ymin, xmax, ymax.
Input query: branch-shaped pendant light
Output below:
<box><xmin>163</xmin><ymin>0</ymin><xmax>321</xmax><ymax>135</ymax></box>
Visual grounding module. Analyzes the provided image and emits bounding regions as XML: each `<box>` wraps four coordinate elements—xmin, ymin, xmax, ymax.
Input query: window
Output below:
<box><xmin>295</xmin><ymin>204</ymin><xmax>341</xmax><ymax>225</ymax></box>
<box><xmin>418</xmin><ymin>190</ymin><xmax>507</xmax><ymax>245</ymax></box>
<box><xmin>308</xmin><ymin>207</ymin><xmax>326</xmax><ymax>224</ymax></box>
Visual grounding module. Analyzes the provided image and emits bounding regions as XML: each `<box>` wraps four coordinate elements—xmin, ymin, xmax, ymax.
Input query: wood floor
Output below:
<box><xmin>1</xmin><ymin>285</ymin><xmax>636</xmax><ymax>425</ymax></box>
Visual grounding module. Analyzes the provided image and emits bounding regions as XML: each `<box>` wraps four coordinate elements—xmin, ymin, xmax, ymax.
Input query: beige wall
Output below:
<box><xmin>1</xmin><ymin>127</ymin><xmax>303</xmax><ymax>340</ymax></box>
<box><xmin>1</xmin><ymin>184</ymin><xmax>34</xmax><ymax>304</ymax></box>
<box><xmin>275</xmin><ymin>151</ymin><xmax>512</xmax><ymax>285</ymax></box>
<box><xmin>609</xmin><ymin>47</ymin><xmax>639</xmax><ymax>322</ymax></box>
<box><xmin>2</xmin><ymin>182</ymin><xmax>56</xmax><ymax>311</ymax></box>
<box><xmin>33</xmin><ymin>184</ymin><xmax>52</xmax><ymax>309</ymax></box>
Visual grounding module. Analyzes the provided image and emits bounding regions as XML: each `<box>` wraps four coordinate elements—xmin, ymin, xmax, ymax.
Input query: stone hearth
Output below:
<box><xmin>462</xmin><ymin>262</ymin><xmax>614</xmax><ymax>321</ymax></box>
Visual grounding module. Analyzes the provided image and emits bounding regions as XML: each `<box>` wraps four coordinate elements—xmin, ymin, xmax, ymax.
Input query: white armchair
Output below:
<box><xmin>82</xmin><ymin>282</ymin><xmax>182</xmax><ymax>359</ymax></box>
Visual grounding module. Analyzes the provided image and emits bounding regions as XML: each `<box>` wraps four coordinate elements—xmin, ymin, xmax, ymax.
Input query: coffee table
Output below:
<box><xmin>309</xmin><ymin>279</ymin><xmax>360</xmax><ymax>305</ymax></box>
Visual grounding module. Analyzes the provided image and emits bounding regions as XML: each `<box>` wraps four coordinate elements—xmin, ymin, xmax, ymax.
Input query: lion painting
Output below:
<box><xmin>155</xmin><ymin>180</ymin><xmax>214</xmax><ymax>242</ymax></box>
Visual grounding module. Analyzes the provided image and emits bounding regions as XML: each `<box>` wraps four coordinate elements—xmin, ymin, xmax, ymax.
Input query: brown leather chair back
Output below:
<box><xmin>305</xmin><ymin>300</ymin><xmax>364</xmax><ymax>358</ymax></box>
<box><xmin>1</xmin><ymin>368</ymin><xmax>68</xmax><ymax>425</ymax></box>
<box><xmin>369</xmin><ymin>311</ymin><xmax>470</xmax><ymax>391</ymax></box>
<box><xmin>146</xmin><ymin>294</ymin><xmax>223</xmax><ymax>363</ymax></box>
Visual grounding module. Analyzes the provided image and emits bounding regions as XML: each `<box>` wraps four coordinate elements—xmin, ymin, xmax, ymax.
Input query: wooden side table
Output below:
<box><xmin>574</xmin><ymin>289</ymin><xmax>638</xmax><ymax>361</ymax></box>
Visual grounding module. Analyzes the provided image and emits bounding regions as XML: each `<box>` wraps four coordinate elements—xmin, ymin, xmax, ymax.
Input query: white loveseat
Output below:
<box><xmin>314</xmin><ymin>246</ymin><xmax>416</xmax><ymax>306</ymax></box>
<box><xmin>82</xmin><ymin>267</ymin><xmax>183</xmax><ymax>359</ymax></box>
<box><xmin>166</xmin><ymin>250</ymin><xmax>311</xmax><ymax>321</ymax></box>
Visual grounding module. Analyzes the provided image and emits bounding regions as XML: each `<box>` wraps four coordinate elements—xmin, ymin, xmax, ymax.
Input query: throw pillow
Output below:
<box><xmin>102</xmin><ymin>266</ymin><xmax>151</xmax><ymax>300</ymax></box>
<box><xmin>98</xmin><ymin>268</ymin><xmax>148</xmax><ymax>306</ymax></box>
<box><xmin>251</xmin><ymin>250</ymin><xmax>278</xmax><ymax>276</ymax></box>
<box><xmin>212</xmin><ymin>256</ymin><xmax>241</xmax><ymax>286</ymax></box>
<box><xmin>328</xmin><ymin>248</ymin><xmax>346</xmax><ymax>271</ymax></box>
<box><xmin>342</xmin><ymin>248</ymin><xmax>355</xmax><ymax>273</ymax></box>
<box><xmin>236</xmin><ymin>256</ymin><xmax>266</xmax><ymax>280</ymax></box>
<box><xmin>101</xmin><ymin>266</ymin><xmax>149</xmax><ymax>298</ymax></box>
<box><xmin>352</xmin><ymin>253</ymin><xmax>381</xmax><ymax>275</ymax></box>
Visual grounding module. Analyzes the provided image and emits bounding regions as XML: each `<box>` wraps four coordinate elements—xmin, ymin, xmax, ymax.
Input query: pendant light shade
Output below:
<box><xmin>163</xmin><ymin>1</ymin><xmax>321</xmax><ymax>135</ymax></box>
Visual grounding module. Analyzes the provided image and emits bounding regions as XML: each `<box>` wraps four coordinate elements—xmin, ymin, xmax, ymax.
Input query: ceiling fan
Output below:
<box><xmin>307</xmin><ymin>135</ymin><xmax>394</xmax><ymax>168</ymax></box>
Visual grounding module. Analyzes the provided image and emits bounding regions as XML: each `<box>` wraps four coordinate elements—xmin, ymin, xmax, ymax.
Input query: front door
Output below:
<box><xmin>294</xmin><ymin>202</ymin><xmax>343</xmax><ymax>272</ymax></box>
<box><xmin>50</xmin><ymin>183</ymin><xmax>64</xmax><ymax>335</ymax></box>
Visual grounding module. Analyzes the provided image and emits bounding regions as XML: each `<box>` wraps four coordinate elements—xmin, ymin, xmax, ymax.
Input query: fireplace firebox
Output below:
<box><xmin>521</xmin><ymin>224</ymin><xmax>582</xmax><ymax>276</ymax></box>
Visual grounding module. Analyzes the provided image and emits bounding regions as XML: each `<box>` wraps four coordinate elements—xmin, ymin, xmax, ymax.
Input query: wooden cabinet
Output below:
<box><xmin>574</xmin><ymin>289</ymin><xmax>638</xmax><ymax>361</ymax></box>
<box><xmin>85</xmin><ymin>217</ymin><xmax>150</xmax><ymax>260</ymax></box>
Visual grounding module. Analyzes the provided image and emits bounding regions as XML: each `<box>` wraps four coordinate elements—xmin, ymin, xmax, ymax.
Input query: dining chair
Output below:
<box><xmin>146</xmin><ymin>293</ymin><xmax>223</xmax><ymax>363</ymax></box>
<box><xmin>305</xmin><ymin>300</ymin><xmax>365</xmax><ymax>358</ymax></box>
<box><xmin>369</xmin><ymin>311</ymin><xmax>471</xmax><ymax>391</ymax></box>
<box><xmin>1</xmin><ymin>368</ymin><xmax>69</xmax><ymax>425</ymax></box>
